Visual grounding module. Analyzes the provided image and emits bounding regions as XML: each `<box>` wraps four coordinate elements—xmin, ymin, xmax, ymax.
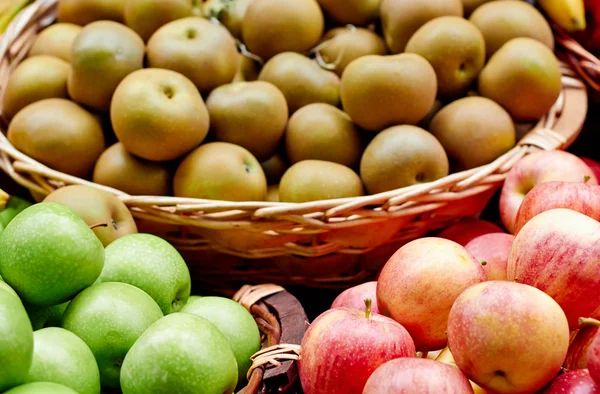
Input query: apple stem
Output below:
<box><xmin>480</xmin><ymin>261</ymin><xmax>487</xmax><ymax>266</ymax></box>
<box><xmin>0</xmin><ymin>188</ymin><xmax>8</xmax><ymax>211</ymax></box>
<box><xmin>579</xmin><ymin>317</ymin><xmax>600</xmax><ymax>327</ymax></box>
<box><xmin>89</xmin><ymin>222</ymin><xmax>109</xmax><ymax>230</ymax></box>
<box><xmin>364</xmin><ymin>298</ymin><xmax>372</xmax><ymax>319</ymax></box>
<box><xmin>584</xmin><ymin>175</ymin><xmax>591</xmax><ymax>184</ymax></box>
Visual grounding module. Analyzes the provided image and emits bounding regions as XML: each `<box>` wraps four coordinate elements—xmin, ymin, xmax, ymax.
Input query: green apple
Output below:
<box><xmin>97</xmin><ymin>233</ymin><xmax>191</xmax><ymax>314</ymax></box>
<box><xmin>43</xmin><ymin>185</ymin><xmax>138</xmax><ymax>247</ymax></box>
<box><xmin>4</xmin><ymin>382</ymin><xmax>78</xmax><ymax>394</ymax></box>
<box><xmin>0</xmin><ymin>281</ymin><xmax>33</xmax><ymax>392</ymax></box>
<box><xmin>181</xmin><ymin>296</ymin><xmax>261</xmax><ymax>383</ymax></box>
<box><xmin>61</xmin><ymin>282</ymin><xmax>163</xmax><ymax>389</ymax></box>
<box><xmin>0</xmin><ymin>202</ymin><xmax>105</xmax><ymax>306</ymax></box>
<box><xmin>0</xmin><ymin>195</ymin><xmax>32</xmax><ymax>234</ymax></box>
<box><xmin>25</xmin><ymin>327</ymin><xmax>100</xmax><ymax>394</ymax></box>
<box><xmin>25</xmin><ymin>301</ymin><xmax>70</xmax><ymax>330</ymax></box>
<box><xmin>120</xmin><ymin>313</ymin><xmax>238</xmax><ymax>394</ymax></box>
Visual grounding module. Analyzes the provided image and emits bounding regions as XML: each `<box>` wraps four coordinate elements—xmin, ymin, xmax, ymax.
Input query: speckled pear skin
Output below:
<box><xmin>0</xmin><ymin>202</ymin><xmax>105</xmax><ymax>306</ymax></box>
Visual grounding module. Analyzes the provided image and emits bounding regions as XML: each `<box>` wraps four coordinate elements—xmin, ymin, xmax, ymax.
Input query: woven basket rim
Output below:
<box><xmin>0</xmin><ymin>0</ymin><xmax>590</xmax><ymax>265</ymax></box>
<box><xmin>0</xmin><ymin>0</ymin><xmax>587</xmax><ymax>209</ymax></box>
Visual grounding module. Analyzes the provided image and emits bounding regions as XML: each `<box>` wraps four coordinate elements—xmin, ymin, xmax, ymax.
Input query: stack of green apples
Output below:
<box><xmin>0</xmin><ymin>185</ymin><xmax>261</xmax><ymax>394</ymax></box>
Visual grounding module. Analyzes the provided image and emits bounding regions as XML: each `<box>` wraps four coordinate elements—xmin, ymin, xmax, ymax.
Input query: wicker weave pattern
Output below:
<box><xmin>0</xmin><ymin>0</ymin><xmax>589</xmax><ymax>288</ymax></box>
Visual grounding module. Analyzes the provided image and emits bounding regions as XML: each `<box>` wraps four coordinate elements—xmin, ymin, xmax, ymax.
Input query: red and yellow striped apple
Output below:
<box><xmin>542</xmin><ymin>369</ymin><xmax>599</xmax><ymax>393</ymax></box>
<box><xmin>377</xmin><ymin>237</ymin><xmax>487</xmax><ymax>351</ymax></box>
<box><xmin>362</xmin><ymin>358</ymin><xmax>475</xmax><ymax>394</ymax></box>
<box><xmin>437</xmin><ymin>217</ymin><xmax>504</xmax><ymax>246</ymax></box>
<box><xmin>447</xmin><ymin>281</ymin><xmax>570</xmax><ymax>394</ymax></box>
<box><xmin>508</xmin><ymin>208</ymin><xmax>600</xmax><ymax>329</ymax></box>
<box><xmin>465</xmin><ymin>233</ymin><xmax>515</xmax><ymax>281</ymax></box>
<box><xmin>331</xmin><ymin>281</ymin><xmax>379</xmax><ymax>314</ymax></box>
<box><xmin>514</xmin><ymin>181</ymin><xmax>600</xmax><ymax>234</ymax></box>
<box><xmin>565</xmin><ymin>324</ymin><xmax>599</xmax><ymax>370</ymax></box>
<box><xmin>499</xmin><ymin>150</ymin><xmax>597</xmax><ymax>234</ymax></box>
<box><xmin>298</xmin><ymin>300</ymin><xmax>416</xmax><ymax>394</ymax></box>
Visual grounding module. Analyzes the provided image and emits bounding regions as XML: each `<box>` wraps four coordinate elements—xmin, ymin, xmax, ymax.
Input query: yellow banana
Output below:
<box><xmin>538</xmin><ymin>0</ymin><xmax>587</xmax><ymax>32</ymax></box>
<box><xmin>0</xmin><ymin>0</ymin><xmax>33</xmax><ymax>34</ymax></box>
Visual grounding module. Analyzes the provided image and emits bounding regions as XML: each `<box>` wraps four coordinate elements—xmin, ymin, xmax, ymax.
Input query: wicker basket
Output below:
<box><xmin>233</xmin><ymin>284</ymin><xmax>308</xmax><ymax>394</ymax></box>
<box><xmin>554</xmin><ymin>25</ymin><xmax>600</xmax><ymax>95</ymax></box>
<box><xmin>0</xmin><ymin>0</ymin><xmax>589</xmax><ymax>291</ymax></box>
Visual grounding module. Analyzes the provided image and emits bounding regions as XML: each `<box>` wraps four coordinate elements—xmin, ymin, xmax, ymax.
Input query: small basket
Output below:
<box><xmin>233</xmin><ymin>284</ymin><xmax>309</xmax><ymax>394</ymax></box>
<box><xmin>0</xmin><ymin>0</ymin><xmax>589</xmax><ymax>292</ymax></box>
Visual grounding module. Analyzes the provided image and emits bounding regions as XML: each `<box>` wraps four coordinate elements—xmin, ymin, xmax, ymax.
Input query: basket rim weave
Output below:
<box><xmin>0</xmin><ymin>0</ymin><xmax>590</xmax><ymax>263</ymax></box>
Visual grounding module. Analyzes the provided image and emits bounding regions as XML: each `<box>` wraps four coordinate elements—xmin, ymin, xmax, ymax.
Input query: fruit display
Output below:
<box><xmin>0</xmin><ymin>0</ymin><xmax>569</xmax><ymax>207</ymax></box>
<box><xmin>0</xmin><ymin>185</ymin><xmax>271</xmax><ymax>393</ymax></box>
<box><xmin>298</xmin><ymin>149</ymin><xmax>600</xmax><ymax>393</ymax></box>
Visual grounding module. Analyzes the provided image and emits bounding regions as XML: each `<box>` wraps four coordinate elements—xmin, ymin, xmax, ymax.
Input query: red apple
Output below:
<box><xmin>542</xmin><ymin>369</ymin><xmax>599</xmax><ymax>393</ymax></box>
<box><xmin>465</xmin><ymin>233</ymin><xmax>515</xmax><ymax>281</ymax></box>
<box><xmin>514</xmin><ymin>181</ymin><xmax>600</xmax><ymax>234</ymax></box>
<box><xmin>331</xmin><ymin>281</ymin><xmax>380</xmax><ymax>314</ymax></box>
<box><xmin>499</xmin><ymin>150</ymin><xmax>597</xmax><ymax>234</ymax></box>
<box><xmin>448</xmin><ymin>281</ymin><xmax>570</xmax><ymax>394</ymax></box>
<box><xmin>581</xmin><ymin>158</ymin><xmax>600</xmax><ymax>182</ymax></box>
<box><xmin>437</xmin><ymin>218</ymin><xmax>504</xmax><ymax>246</ymax></box>
<box><xmin>507</xmin><ymin>208</ymin><xmax>600</xmax><ymax>329</ymax></box>
<box><xmin>377</xmin><ymin>237</ymin><xmax>487</xmax><ymax>351</ymax></box>
<box><xmin>586</xmin><ymin>319</ymin><xmax>600</xmax><ymax>386</ymax></box>
<box><xmin>362</xmin><ymin>358</ymin><xmax>474</xmax><ymax>394</ymax></box>
<box><xmin>565</xmin><ymin>324</ymin><xmax>600</xmax><ymax>370</ymax></box>
<box><xmin>298</xmin><ymin>300</ymin><xmax>416</xmax><ymax>394</ymax></box>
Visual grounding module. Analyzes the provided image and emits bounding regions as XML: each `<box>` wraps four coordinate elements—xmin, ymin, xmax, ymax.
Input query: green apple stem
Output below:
<box><xmin>89</xmin><ymin>222</ymin><xmax>109</xmax><ymax>230</ymax></box>
<box><xmin>0</xmin><ymin>188</ymin><xmax>8</xmax><ymax>210</ymax></box>
<box><xmin>364</xmin><ymin>298</ymin><xmax>372</xmax><ymax>319</ymax></box>
<box><xmin>579</xmin><ymin>317</ymin><xmax>600</xmax><ymax>327</ymax></box>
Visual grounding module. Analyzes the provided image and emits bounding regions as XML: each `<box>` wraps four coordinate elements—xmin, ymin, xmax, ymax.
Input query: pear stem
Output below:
<box><xmin>364</xmin><ymin>298</ymin><xmax>372</xmax><ymax>319</ymax></box>
<box><xmin>0</xmin><ymin>188</ymin><xmax>8</xmax><ymax>211</ymax></box>
<box><xmin>89</xmin><ymin>222</ymin><xmax>108</xmax><ymax>230</ymax></box>
<box><xmin>579</xmin><ymin>317</ymin><xmax>600</xmax><ymax>327</ymax></box>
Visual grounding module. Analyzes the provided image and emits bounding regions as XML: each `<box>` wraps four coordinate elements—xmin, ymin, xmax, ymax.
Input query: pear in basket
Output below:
<box><xmin>469</xmin><ymin>0</ymin><xmax>554</xmax><ymax>58</ymax></box>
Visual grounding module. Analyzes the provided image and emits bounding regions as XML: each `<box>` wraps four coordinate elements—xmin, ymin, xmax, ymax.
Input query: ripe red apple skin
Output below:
<box><xmin>331</xmin><ymin>281</ymin><xmax>379</xmax><ymax>314</ymax></box>
<box><xmin>507</xmin><ymin>208</ymin><xmax>600</xmax><ymax>329</ymax></box>
<box><xmin>362</xmin><ymin>358</ymin><xmax>475</xmax><ymax>394</ymax></box>
<box><xmin>499</xmin><ymin>150</ymin><xmax>597</xmax><ymax>234</ymax></box>
<box><xmin>447</xmin><ymin>281</ymin><xmax>570</xmax><ymax>394</ymax></box>
<box><xmin>581</xmin><ymin>158</ymin><xmax>600</xmax><ymax>182</ymax></box>
<box><xmin>298</xmin><ymin>305</ymin><xmax>416</xmax><ymax>394</ymax></box>
<box><xmin>514</xmin><ymin>181</ymin><xmax>600</xmax><ymax>234</ymax></box>
<box><xmin>465</xmin><ymin>233</ymin><xmax>515</xmax><ymax>281</ymax></box>
<box><xmin>437</xmin><ymin>218</ymin><xmax>504</xmax><ymax>246</ymax></box>
<box><xmin>542</xmin><ymin>369</ymin><xmax>600</xmax><ymax>393</ymax></box>
<box><xmin>588</xmin><ymin>325</ymin><xmax>600</xmax><ymax>386</ymax></box>
<box><xmin>565</xmin><ymin>325</ymin><xmax>600</xmax><ymax>370</ymax></box>
<box><xmin>377</xmin><ymin>237</ymin><xmax>487</xmax><ymax>351</ymax></box>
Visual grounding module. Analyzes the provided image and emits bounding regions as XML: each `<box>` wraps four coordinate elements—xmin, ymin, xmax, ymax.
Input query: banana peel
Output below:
<box><xmin>538</xmin><ymin>0</ymin><xmax>587</xmax><ymax>32</ymax></box>
<box><xmin>0</xmin><ymin>0</ymin><xmax>33</xmax><ymax>34</ymax></box>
